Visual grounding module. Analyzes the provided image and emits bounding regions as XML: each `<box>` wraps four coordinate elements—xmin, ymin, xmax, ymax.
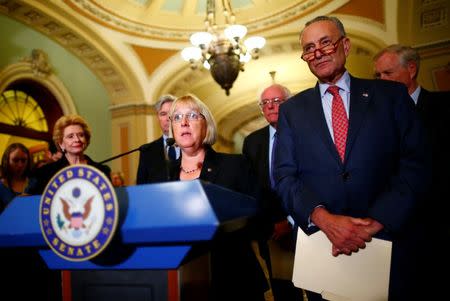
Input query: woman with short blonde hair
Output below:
<box><xmin>26</xmin><ymin>114</ymin><xmax>110</xmax><ymax>195</ymax></box>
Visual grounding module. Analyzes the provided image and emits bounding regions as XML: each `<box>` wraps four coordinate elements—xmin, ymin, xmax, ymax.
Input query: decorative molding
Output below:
<box><xmin>22</xmin><ymin>49</ymin><xmax>52</xmax><ymax>77</ymax></box>
<box><xmin>64</xmin><ymin>0</ymin><xmax>330</xmax><ymax>41</ymax></box>
<box><xmin>110</xmin><ymin>103</ymin><xmax>155</xmax><ymax>118</ymax></box>
<box><xmin>0</xmin><ymin>61</ymin><xmax>77</xmax><ymax>115</ymax></box>
<box><xmin>0</xmin><ymin>0</ymin><xmax>130</xmax><ymax>100</ymax></box>
<box><xmin>415</xmin><ymin>39</ymin><xmax>450</xmax><ymax>57</ymax></box>
<box><xmin>421</xmin><ymin>6</ymin><xmax>448</xmax><ymax>30</ymax></box>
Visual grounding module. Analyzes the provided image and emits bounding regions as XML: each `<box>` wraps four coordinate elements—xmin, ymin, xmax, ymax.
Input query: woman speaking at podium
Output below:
<box><xmin>166</xmin><ymin>94</ymin><xmax>270</xmax><ymax>301</ymax></box>
<box><xmin>26</xmin><ymin>114</ymin><xmax>111</xmax><ymax>195</ymax></box>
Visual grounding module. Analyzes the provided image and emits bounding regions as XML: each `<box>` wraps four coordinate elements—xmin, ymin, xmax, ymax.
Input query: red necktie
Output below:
<box><xmin>328</xmin><ymin>86</ymin><xmax>348</xmax><ymax>162</ymax></box>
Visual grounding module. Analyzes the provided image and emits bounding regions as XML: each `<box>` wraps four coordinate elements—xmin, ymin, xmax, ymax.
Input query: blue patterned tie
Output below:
<box><xmin>167</xmin><ymin>144</ymin><xmax>176</xmax><ymax>161</ymax></box>
<box><xmin>270</xmin><ymin>132</ymin><xmax>278</xmax><ymax>189</ymax></box>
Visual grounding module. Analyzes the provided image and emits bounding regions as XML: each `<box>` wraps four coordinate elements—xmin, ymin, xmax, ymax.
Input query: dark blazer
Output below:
<box><xmin>416</xmin><ymin>88</ymin><xmax>450</xmax><ymax>213</ymax></box>
<box><xmin>169</xmin><ymin>146</ymin><xmax>256</xmax><ymax>196</ymax></box>
<box><xmin>136</xmin><ymin>136</ymin><xmax>171</xmax><ymax>184</ymax></box>
<box><xmin>274</xmin><ymin>75</ymin><xmax>430</xmax><ymax>300</ymax></box>
<box><xmin>416</xmin><ymin>88</ymin><xmax>450</xmax><ymax>296</ymax></box>
<box><xmin>26</xmin><ymin>155</ymin><xmax>111</xmax><ymax>195</ymax></box>
<box><xmin>242</xmin><ymin>126</ymin><xmax>286</xmax><ymax>234</ymax></box>
<box><xmin>169</xmin><ymin>146</ymin><xmax>267</xmax><ymax>301</ymax></box>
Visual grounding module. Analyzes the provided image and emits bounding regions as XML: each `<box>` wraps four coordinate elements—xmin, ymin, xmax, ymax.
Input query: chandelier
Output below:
<box><xmin>181</xmin><ymin>0</ymin><xmax>266</xmax><ymax>95</ymax></box>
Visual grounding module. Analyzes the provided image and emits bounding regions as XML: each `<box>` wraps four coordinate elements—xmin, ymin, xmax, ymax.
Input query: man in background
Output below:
<box><xmin>136</xmin><ymin>94</ymin><xmax>179</xmax><ymax>184</ymax></box>
<box><xmin>243</xmin><ymin>83</ymin><xmax>302</xmax><ymax>301</ymax></box>
<box><xmin>111</xmin><ymin>171</ymin><xmax>125</xmax><ymax>187</ymax></box>
<box><xmin>374</xmin><ymin>44</ymin><xmax>450</xmax><ymax>298</ymax></box>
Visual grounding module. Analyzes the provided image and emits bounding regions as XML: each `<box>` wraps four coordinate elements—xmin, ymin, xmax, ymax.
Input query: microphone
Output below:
<box><xmin>98</xmin><ymin>144</ymin><xmax>151</xmax><ymax>164</ymax></box>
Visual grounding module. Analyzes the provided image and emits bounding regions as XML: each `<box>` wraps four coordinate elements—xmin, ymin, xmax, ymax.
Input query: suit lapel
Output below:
<box><xmin>157</xmin><ymin>137</ymin><xmax>166</xmax><ymax>160</ymax></box>
<box><xmin>308</xmin><ymin>84</ymin><xmax>342</xmax><ymax>164</ymax></box>
<box><xmin>200</xmin><ymin>147</ymin><xmax>220</xmax><ymax>183</ymax></box>
<box><xmin>345</xmin><ymin>77</ymin><xmax>372</xmax><ymax>162</ymax></box>
<box><xmin>261</xmin><ymin>126</ymin><xmax>270</xmax><ymax>184</ymax></box>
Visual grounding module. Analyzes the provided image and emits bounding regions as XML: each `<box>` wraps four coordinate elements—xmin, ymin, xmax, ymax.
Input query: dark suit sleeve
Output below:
<box><xmin>136</xmin><ymin>149</ymin><xmax>148</xmax><ymax>185</ymax></box>
<box><xmin>273</xmin><ymin>106</ymin><xmax>322</xmax><ymax>231</ymax></box>
<box><xmin>98</xmin><ymin>164</ymin><xmax>111</xmax><ymax>180</ymax></box>
<box><xmin>242</xmin><ymin>136</ymin><xmax>251</xmax><ymax>159</ymax></box>
<box><xmin>368</xmin><ymin>84</ymin><xmax>431</xmax><ymax>233</ymax></box>
<box><xmin>136</xmin><ymin>139</ymin><xmax>170</xmax><ymax>184</ymax></box>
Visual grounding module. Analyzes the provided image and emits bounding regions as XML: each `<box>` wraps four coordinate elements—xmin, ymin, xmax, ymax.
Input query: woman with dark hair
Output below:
<box><xmin>26</xmin><ymin>114</ymin><xmax>110</xmax><ymax>195</ymax></box>
<box><xmin>1</xmin><ymin>142</ymin><xmax>62</xmax><ymax>300</ymax></box>
<box><xmin>0</xmin><ymin>142</ymin><xmax>31</xmax><ymax>211</ymax></box>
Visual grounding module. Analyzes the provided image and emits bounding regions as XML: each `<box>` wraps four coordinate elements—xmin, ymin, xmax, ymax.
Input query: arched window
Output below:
<box><xmin>0</xmin><ymin>82</ymin><xmax>63</xmax><ymax>165</ymax></box>
<box><xmin>0</xmin><ymin>54</ymin><xmax>74</xmax><ymax>167</ymax></box>
<box><xmin>0</xmin><ymin>90</ymin><xmax>48</xmax><ymax>132</ymax></box>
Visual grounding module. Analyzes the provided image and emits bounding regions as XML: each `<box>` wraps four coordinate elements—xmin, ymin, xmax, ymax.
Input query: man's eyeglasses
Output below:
<box><xmin>171</xmin><ymin>112</ymin><xmax>205</xmax><ymax>123</ymax></box>
<box><xmin>259</xmin><ymin>97</ymin><xmax>285</xmax><ymax>107</ymax></box>
<box><xmin>301</xmin><ymin>36</ymin><xmax>344</xmax><ymax>62</ymax></box>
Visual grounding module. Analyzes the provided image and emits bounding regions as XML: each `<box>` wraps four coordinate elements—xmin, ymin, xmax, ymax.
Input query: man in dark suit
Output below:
<box><xmin>136</xmin><ymin>94</ymin><xmax>179</xmax><ymax>184</ymax></box>
<box><xmin>273</xmin><ymin>16</ymin><xmax>430</xmax><ymax>300</ymax></box>
<box><xmin>243</xmin><ymin>83</ymin><xmax>302</xmax><ymax>301</ymax></box>
<box><xmin>374</xmin><ymin>44</ymin><xmax>450</xmax><ymax>299</ymax></box>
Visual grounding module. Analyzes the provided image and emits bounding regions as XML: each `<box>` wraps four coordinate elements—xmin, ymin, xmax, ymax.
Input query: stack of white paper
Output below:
<box><xmin>292</xmin><ymin>228</ymin><xmax>392</xmax><ymax>301</ymax></box>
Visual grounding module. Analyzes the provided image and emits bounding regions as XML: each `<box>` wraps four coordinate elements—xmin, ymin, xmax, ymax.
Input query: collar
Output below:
<box><xmin>318</xmin><ymin>70</ymin><xmax>351</xmax><ymax>97</ymax></box>
<box><xmin>269</xmin><ymin>125</ymin><xmax>277</xmax><ymax>140</ymax></box>
<box><xmin>410</xmin><ymin>86</ymin><xmax>421</xmax><ymax>105</ymax></box>
<box><xmin>163</xmin><ymin>134</ymin><xmax>170</xmax><ymax>146</ymax></box>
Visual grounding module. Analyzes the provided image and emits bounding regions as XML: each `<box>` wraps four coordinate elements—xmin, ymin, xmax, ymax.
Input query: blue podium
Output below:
<box><xmin>0</xmin><ymin>180</ymin><xmax>259</xmax><ymax>301</ymax></box>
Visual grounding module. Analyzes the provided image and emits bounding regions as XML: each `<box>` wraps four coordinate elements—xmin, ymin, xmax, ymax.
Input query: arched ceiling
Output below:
<box><xmin>64</xmin><ymin>0</ymin><xmax>343</xmax><ymax>41</ymax></box>
<box><xmin>1</xmin><ymin>0</ymin><xmax>404</xmax><ymax>151</ymax></box>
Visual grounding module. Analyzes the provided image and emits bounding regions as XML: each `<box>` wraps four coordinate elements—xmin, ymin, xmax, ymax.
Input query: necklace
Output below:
<box><xmin>180</xmin><ymin>161</ymin><xmax>203</xmax><ymax>174</ymax></box>
<box><xmin>181</xmin><ymin>166</ymin><xmax>199</xmax><ymax>174</ymax></box>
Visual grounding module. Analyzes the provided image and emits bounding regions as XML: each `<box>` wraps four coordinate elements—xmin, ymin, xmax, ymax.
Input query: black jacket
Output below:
<box><xmin>136</xmin><ymin>136</ymin><xmax>171</xmax><ymax>184</ymax></box>
<box><xmin>26</xmin><ymin>155</ymin><xmax>111</xmax><ymax>195</ymax></box>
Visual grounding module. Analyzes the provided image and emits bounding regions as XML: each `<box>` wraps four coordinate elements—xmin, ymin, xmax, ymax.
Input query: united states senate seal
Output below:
<box><xmin>39</xmin><ymin>165</ymin><xmax>118</xmax><ymax>261</ymax></box>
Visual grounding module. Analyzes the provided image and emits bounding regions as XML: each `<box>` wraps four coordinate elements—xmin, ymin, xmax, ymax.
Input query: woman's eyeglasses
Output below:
<box><xmin>171</xmin><ymin>112</ymin><xmax>205</xmax><ymax>123</ymax></box>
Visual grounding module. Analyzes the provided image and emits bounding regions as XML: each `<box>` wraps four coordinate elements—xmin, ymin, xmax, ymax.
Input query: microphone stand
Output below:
<box><xmin>99</xmin><ymin>146</ymin><xmax>142</xmax><ymax>164</ymax></box>
<box><xmin>98</xmin><ymin>138</ymin><xmax>176</xmax><ymax>165</ymax></box>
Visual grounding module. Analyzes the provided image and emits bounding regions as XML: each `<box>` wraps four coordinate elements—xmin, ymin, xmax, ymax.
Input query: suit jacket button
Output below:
<box><xmin>342</xmin><ymin>172</ymin><xmax>350</xmax><ymax>181</ymax></box>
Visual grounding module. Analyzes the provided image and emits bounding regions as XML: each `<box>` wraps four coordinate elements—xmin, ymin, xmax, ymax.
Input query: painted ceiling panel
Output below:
<box><xmin>161</xmin><ymin>0</ymin><xmax>184</xmax><ymax>11</ymax></box>
<box><xmin>196</xmin><ymin>0</ymin><xmax>206</xmax><ymax>14</ymax></box>
<box><xmin>335</xmin><ymin>0</ymin><xmax>384</xmax><ymax>24</ymax></box>
<box><xmin>133</xmin><ymin>0</ymin><xmax>150</xmax><ymax>6</ymax></box>
<box><xmin>232</xmin><ymin>0</ymin><xmax>254</xmax><ymax>9</ymax></box>
<box><xmin>131</xmin><ymin>45</ymin><xmax>179</xmax><ymax>76</ymax></box>
<box><xmin>66</xmin><ymin>0</ymin><xmax>332</xmax><ymax>40</ymax></box>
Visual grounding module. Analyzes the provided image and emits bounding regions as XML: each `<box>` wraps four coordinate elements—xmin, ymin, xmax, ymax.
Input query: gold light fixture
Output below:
<box><xmin>181</xmin><ymin>0</ymin><xmax>266</xmax><ymax>95</ymax></box>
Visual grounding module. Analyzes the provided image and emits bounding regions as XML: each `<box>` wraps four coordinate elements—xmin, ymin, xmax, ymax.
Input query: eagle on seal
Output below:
<box><xmin>60</xmin><ymin>196</ymin><xmax>94</xmax><ymax>230</ymax></box>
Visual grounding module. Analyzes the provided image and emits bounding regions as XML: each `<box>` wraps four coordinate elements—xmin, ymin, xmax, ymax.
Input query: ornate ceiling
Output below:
<box><xmin>65</xmin><ymin>0</ymin><xmax>334</xmax><ymax>41</ymax></box>
<box><xmin>1</xmin><ymin>0</ymin><xmax>416</xmax><ymax>149</ymax></box>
